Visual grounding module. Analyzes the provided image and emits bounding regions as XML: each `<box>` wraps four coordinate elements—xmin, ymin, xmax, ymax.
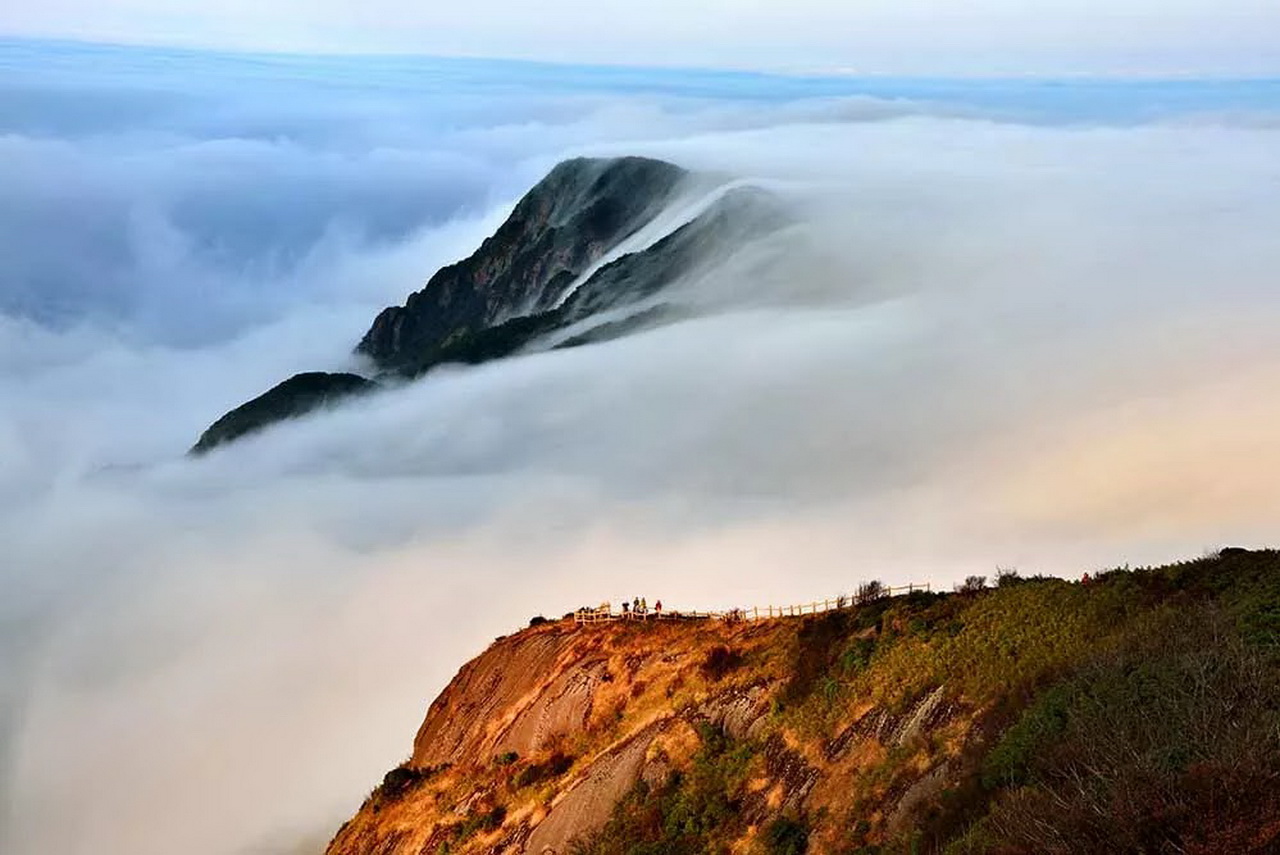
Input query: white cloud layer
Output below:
<box><xmin>1</xmin><ymin>46</ymin><xmax>1279</xmax><ymax>855</ymax></box>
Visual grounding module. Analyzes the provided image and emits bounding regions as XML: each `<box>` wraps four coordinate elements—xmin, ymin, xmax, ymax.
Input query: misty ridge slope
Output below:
<box><xmin>357</xmin><ymin>156</ymin><xmax>688</xmax><ymax>369</ymax></box>
<box><xmin>325</xmin><ymin>548</ymin><xmax>1280</xmax><ymax>855</ymax></box>
<box><xmin>190</xmin><ymin>372</ymin><xmax>377</xmax><ymax>454</ymax></box>
<box><xmin>191</xmin><ymin>155</ymin><xmax>790</xmax><ymax>454</ymax></box>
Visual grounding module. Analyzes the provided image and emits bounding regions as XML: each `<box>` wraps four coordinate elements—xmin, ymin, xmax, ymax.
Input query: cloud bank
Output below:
<box><xmin>2</xmin><ymin>41</ymin><xmax>1279</xmax><ymax>855</ymax></box>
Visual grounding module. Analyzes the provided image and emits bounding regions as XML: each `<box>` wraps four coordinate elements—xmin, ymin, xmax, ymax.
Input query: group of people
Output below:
<box><xmin>622</xmin><ymin>596</ymin><xmax>662</xmax><ymax>617</ymax></box>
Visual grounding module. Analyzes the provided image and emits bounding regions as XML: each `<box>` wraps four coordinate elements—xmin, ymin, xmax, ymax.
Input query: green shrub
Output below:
<box><xmin>980</xmin><ymin>686</ymin><xmax>1071</xmax><ymax>789</ymax></box>
<box><xmin>781</xmin><ymin>611</ymin><xmax>853</xmax><ymax>708</ymax></box>
<box><xmin>956</xmin><ymin>605</ymin><xmax>1280</xmax><ymax>854</ymax></box>
<box><xmin>373</xmin><ymin>762</ymin><xmax>448</xmax><ymax>802</ymax></box>
<box><xmin>765</xmin><ymin>817</ymin><xmax>809</xmax><ymax>855</ymax></box>
<box><xmin>514</xmin><ymin>752</ymin><xmax>574</xmax><ymax>789</ymax></box>
<box><xmin>454</xmin><ymin>805</ymin><xmax>507</xmax><ymax>840</ymax></box>
<box><xmin>838</xmin><ymin>637</ymin><xmax>876</xmax><ymax>673</ymax></box>
<box><xmin>995</xmin><ymin>569</ymin><xmax>1022</xmax><ymax>587</ymax></box>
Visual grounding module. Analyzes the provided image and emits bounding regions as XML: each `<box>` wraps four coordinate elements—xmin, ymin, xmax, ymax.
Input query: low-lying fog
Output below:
<box><xmin>2</xmin><ymin>41</ymin><xmax>1278</xmax><ymax>855</ymax></box>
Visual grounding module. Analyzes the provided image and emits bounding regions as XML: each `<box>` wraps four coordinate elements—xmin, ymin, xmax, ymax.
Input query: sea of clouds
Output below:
<box><xmin>1</xmin><ymin>39</ymin><xmax>1278</xmax><ymax>855</ymax></box>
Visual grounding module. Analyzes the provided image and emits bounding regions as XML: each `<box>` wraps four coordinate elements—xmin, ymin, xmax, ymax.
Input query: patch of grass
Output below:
<box><xmin>855</xmin><ymin>576</ymin><xmax>1137</xmax><ymax>710</ymax></box>
<box><xmin>437</xmin><ymin>804</ymin><xmax>508</xmax><ymax>851</ymax></box>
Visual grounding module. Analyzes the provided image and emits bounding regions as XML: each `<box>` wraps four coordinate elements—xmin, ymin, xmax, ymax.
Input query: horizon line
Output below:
<box><xmin>4</xmin><ymin>34</ymin><xmax>1280</xmax><ymax>85</ymax></box>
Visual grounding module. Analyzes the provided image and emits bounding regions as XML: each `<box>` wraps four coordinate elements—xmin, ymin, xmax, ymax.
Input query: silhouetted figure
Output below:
<box><xmin>622</xmin><ymin>601</ymin><xmax>630</xmax><ymax>615</ymax></box>
<box><xmin>1081</xmin><ymin>572</ymin><xmax>1092</xmax><ymax>586</ymax></box>
<box><xmin>655</xmin><ymin>600</ymin><xmax>663</xmax><ymax>615</ymax></box>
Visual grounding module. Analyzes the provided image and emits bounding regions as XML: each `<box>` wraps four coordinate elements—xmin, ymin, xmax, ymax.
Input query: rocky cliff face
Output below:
<box><xmin>191</xmin><ymin>156</ymin><xmax>789</xmax><ymax>453</ymax></box>
<box><xmin>323</xmin><ymin>550</ymin><xmax>1280</xmax><ymax>855</ymax></box>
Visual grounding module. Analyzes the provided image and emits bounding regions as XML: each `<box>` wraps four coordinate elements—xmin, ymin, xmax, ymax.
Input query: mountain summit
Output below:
<box><xmin>191</xmin><ymin>156</ymin><xmax>787</xmax><ymax>454</ymax></box>
<box><xmin>357</xmin><ymin>156</ymin><xmax>687</xmax><ymax>372</ymax></box>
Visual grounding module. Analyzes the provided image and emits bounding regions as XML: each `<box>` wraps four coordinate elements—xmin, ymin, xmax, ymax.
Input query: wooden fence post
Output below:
<box><xmin>571</xmin><ymin>582</ymin><xmax>931</xmax><ymax>629</ymax></box>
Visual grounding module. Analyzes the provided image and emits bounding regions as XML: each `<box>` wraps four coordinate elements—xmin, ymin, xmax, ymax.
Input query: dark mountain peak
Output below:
<box><xmin>383</xmin><ymin>181</ymin><xmax>793</xmax><ymax>378</ymax></box>
<box><xmin>190</xmin><ymin>157</ymin><xmax>792</xmax><ymax>454</ymax></box>
<box><xmin>190</xmin><ymin>371</ymin><xmax>376</xmax><ymax>455</ymax></box>
<box><xmin>357</xmin><ymin>156</ymin><xmax>688</xmax><ymax>372</ymax></box>
<box><xmin>521</xmin><ymin>156</ymin><xmax>688</xmax><ymax>231</ymax></box>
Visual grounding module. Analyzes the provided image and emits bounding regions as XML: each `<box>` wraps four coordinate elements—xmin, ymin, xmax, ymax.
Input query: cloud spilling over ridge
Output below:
<box><xmin>2</xmin><ymin>46</ymin><xmax>1280</xmax><ymax>855</ymax></box>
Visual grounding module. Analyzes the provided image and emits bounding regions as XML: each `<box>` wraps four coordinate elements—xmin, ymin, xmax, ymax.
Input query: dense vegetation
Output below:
<box><xmin>572</xmin><ymin>548</ymin><xmax>1280</xmax><ymax>854</ymax></box>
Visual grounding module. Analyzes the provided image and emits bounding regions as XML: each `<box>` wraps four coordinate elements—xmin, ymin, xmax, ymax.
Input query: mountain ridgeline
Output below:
<box><xmin>325</xmin><ymin>548</ymin><xmax>1280</xmax><ymax>855</ymax></box>
<box><xmin>191</xmin><ymin>156</ymin><xmax>788</xmax><ymax>453</ymax></box>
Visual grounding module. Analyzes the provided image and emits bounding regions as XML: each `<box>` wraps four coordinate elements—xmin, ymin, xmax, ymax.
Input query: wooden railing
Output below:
<box><xmin>572</xmin><ymin>583</ymin><xmax>931</xmax><ymax>625</ymax></box>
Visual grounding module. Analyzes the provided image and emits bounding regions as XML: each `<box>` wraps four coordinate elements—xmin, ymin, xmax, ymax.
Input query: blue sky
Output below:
<box><xmin>2</xmin><ymin>0</ymin><xmax>1279</xmax><ymax>76</ymax></box>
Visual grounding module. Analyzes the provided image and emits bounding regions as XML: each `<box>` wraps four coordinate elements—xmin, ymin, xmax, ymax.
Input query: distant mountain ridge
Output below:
<box><xmin>191</xmin><ymin>156</ymin><xmax>788</xmax><ymax>454</ymax></box>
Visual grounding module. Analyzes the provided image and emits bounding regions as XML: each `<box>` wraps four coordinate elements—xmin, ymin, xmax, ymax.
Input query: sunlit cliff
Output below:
<box><xmin>325</xmin><ymin>549</ymin><xmax>1280</xmax><ymax>855</ymax></box>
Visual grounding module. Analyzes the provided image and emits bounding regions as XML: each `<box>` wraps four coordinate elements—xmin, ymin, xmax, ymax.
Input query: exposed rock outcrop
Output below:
<box><xmin>523</xmin><ymin>722</ymin><xmax>668</xmax><ymax>855</ymax></box>
<box><xmin>411</xmin><ymin>624</ymin><xmax>595</xmax><ymax>768</ymax></box>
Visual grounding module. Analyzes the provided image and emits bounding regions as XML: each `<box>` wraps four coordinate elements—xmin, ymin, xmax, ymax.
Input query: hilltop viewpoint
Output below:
<box><xmin>325</xmin><ymin>548</ymin><xmax>1280</xmax><ymax>855</ymax></box>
